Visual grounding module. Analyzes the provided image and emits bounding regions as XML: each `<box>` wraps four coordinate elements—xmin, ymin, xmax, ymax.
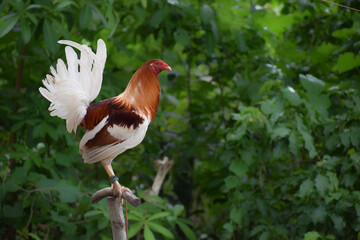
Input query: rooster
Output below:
<box><xmin>39</xmin><ymin>39</ymin><xmax>171</xmax><ymax>196</ymax></box>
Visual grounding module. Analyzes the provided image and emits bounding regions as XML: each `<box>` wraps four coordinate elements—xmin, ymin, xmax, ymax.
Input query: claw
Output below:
<box><xmin>111</xmin><ymin>181</ymin><xmax>132</xmax><ymax>204</ymax></box>
<box><xmin>111</xmin><ymin>180</ymin><xmax>122</xmax><ymax>197</ymax></box>
<box><xmin>121</xmin><ymin>187</ymin><xmax>132</xmax><ymax>194</ymax></box>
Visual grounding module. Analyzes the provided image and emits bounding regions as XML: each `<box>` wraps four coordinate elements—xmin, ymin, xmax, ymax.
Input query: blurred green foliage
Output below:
<box><xmin>1</xmin><ymin>0</ymin><xmax>360</xmax><ymax>239</ymax></box>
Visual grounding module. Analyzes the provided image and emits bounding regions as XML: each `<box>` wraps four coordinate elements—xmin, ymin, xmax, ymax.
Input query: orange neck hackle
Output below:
<box><xmin>115</xmin><ymin>60</ymin><xmax>171</xmax><ymax>121</ymax></box>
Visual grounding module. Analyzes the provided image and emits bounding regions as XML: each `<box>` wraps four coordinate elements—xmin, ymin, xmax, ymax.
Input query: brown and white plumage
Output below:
<box><xmin>39</xmin><ymin>39</ymin><xmax>171</xmax><ymax>194</ymax></box>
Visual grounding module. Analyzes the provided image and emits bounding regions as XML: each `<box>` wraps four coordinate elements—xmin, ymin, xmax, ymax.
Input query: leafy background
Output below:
<box><xmin>1</xmin><ymin>0</ymin><xmax>360</xmax><ymax>239</ymax></box>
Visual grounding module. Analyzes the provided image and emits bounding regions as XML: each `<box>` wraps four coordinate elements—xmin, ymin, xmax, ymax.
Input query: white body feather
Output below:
<box><xmin>39</xmin><ymin>39</ymin><xmax>107</xmax><ymax>133</ymax></box>
<box><xmin>80</xmin><ymin>114</ymin><xmax>151</xmax><ymax>164</ymax></box>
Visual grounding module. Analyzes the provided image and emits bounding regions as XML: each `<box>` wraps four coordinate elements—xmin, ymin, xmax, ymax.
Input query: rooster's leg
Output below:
<box><xmin>101</xmin><ymin>161</ymin><xmax>122</xmax><ymax>197</ymax></box>
<box><xmin>101</xmin><ymin>161</ymin><xmax>132</xmax><ymax>199</ymax></box>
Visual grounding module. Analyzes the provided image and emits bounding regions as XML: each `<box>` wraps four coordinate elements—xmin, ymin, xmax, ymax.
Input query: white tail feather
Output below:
<box><xmin>39</xmin><ymin>39</ymin><xmax>107</xmax><ymax>133</ymax></box>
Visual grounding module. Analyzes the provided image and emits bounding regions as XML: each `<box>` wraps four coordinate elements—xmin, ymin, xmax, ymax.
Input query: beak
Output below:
<box><xmin>165</xmin><ymin>65</ymin><xmax>172</xmax><ymax>71</ymax></box>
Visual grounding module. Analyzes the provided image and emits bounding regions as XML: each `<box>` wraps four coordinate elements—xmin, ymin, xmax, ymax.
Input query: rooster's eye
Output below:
<box><xmin>156</xmin><ymin>62</ymin><xmax>159</xmax><ymax>65</ymax></box>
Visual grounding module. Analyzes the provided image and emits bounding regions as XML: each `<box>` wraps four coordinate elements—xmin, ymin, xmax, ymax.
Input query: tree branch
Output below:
<box><xmin>146</xmin><ymin>156</ymin><xmax>174</xmax><ymax>196</ymax></box>
<box><xmin>92</xmin><ymin>187</ymin><xmax>141</xmax><ymax>207</ymax></box>
<box><xmin>108</xmin><ymin>197</ymin><xmax>127</xmax><ymax>240</ymax></box>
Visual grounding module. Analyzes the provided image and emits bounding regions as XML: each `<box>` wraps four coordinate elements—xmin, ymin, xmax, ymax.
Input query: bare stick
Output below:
<box><xmin>147</xmin><ymin>157</ymin><xmax>174</xmax><ymax>196</ymax></box>
<box><xmin>108</xmin><ymin>196</ymin><xmax>127</xmax><ymax>240</ymax></box>
<box><xmin>92</xmin><ymin>187</ymin><xmax>141</xmax><ymax>207</ymax></box>
<box><xmin>92</xmin><ymin>187</ymin><xmax>141</xmax><ymax>240</ymax></box>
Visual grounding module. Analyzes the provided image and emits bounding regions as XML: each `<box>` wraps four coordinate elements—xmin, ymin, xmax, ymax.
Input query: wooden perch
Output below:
<box><xmin>91</xmin><ymin>157</ymin><xmax>173</xmax><ymax>240</ymax></box>
<box><xmin>92</xmin><ymin>187</ymin><xmax>141</xmax><ymax>207</ymax></box>
<box><xmin>91</xmin><ymin>186</ymin><xmax>140</xmax><ymax>240</ymax></box>
<box><xmin>107</xmin><ymin>196</ymin><xmax>127</xmax><ymax>240</ymax></box>
<box><xmin>147</xmin><ymin>156</ymin><xmax>174</xmax><ymax>196</ymax></box>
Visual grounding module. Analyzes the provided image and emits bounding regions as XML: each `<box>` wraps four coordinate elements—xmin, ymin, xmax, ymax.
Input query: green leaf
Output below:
<box><xmin>224</xmin><ymin>176</ymin><xmax>240</xmax><ymax>190</ymax></box>
<box><xmin>229</xmin><ymin>159</ymin><xmax>247</xmax><ymax>178</ymax></box>
<box><xmin>261</xmin><ymin>98</ymin><xmax>284</xmax><ymax>115</ymax></box>
<box><xmin>27</xmin><ymin>172</ymin><xmax>45</xmax><ymax>183</ymax></box>
<box><xmin>240</xmin><ymin>149</ymin><xmax>253</xmax><ymax>165</ymax></box>
<box><xmin>174</xmin><ymin>29</ymin><xmax>190</xmax><ymax>46</ymax></box>
<box><xmin>226</xmin><ymin>123</ymin><xmax>247</xmax><ymax>141</ymax></box>
<box><xmin>55</xmin><ymin>1</ymin><xmax>75</xmax><ymax>11</ymax></box>
<box><xmin>144</xmin><ymin>225</ymin><xmax>156</xmax><ymax>240</ymax></box>
<box><xmin>315</xmin><ymin>174</ymin><xmax>330</xmax><ymax>197</ymax></box>
<box><xmin>201</xmin><ymin>4</ymin><xmax>214</xmax><ymax>24</ymax></box>
<box><xmin>259</xmin><ymin>231</ymin><xmax>270</xmax><ymax>240</ymax></box>
<box><xmin>230</xmin><ymin>208</ymin><xmax>242</xmax><ymax>225</ymax></box>
<box><xmin>9</xmin><ymin>1</ymin><xmax>22</xmax><ymax>11</ymax></box>
<box><xmin>37</xmin><ymin>177</ymin><xmax>57</xmax><ymax>189</ymax></box>
<box><xmin>340</xmin><ymin>130</ymin><xmax>351</xmax><ymax>148</ymax></box>
<box><xmin>51</xmin><ymin>211</ymin><xmax>67</xmax><ymax>223</ymax></box>
<box><xmin>300</xmin><ymin>74</ymin><xmax>325</xmax><ymax>94</ymax></box>
<box><xmin>84</xmin><ymin>210</ymin><xmax>102</xmax><ymax>218</ymax></box>
<box><xmin>223</xmin><ymin>222</ymin><xmax>234</xmax><ymax>234</ymax></box>
<box><xmin>148</xmin><ymin>222</ymin><xmax>174</xmax><ymax>239</ymax></box>
<box><xmin>21</xmin><ymin>19</ymin><xmax>31</xmax><ymax>44</ymax></box>
<box><xmin>333</xmin><ymin>52</ymin><xmax>360</xmax><ymax>73</ymax></box>
<box><xmin>283</xmin><ymin>86</ymin><xmax>302</xmax><ymax>106</ymax></box>
<box><xmin>26</xmin><ymin>12</ymin><xmax>38</xmax><ymax>25</ymax></box>
<box><xmin>55</xmin><ymin>152</ymin><xmax>73</xmax><ymax>167</ymax></box>
<box><xmin>3</xmin><ymin>203</ymin><xmax>23</xmax><ymax>218</ymax></box>
<box><xmin>250</xmin><ymin>225</ymin><xmax>266</xmax><ymax>237</ymax></box>
<box><xmin>28</xmin><ymin>233</ymin><xmax>41</xmax><ymax>240</ymax></box>
<box><xmin>148</xmin><ymin>211</ymin><xmax>170</xmax><ymax>221</ymax></box>
<box><xmin>330</xmin><ymin>214</ymin><xmax>345</xmax><ymax>231</ymax></box>
<box><xmin>332</xmin><ymin>28</ymin><xmax>357</xmax><ymax>39</ymax></box>
<box><xmin>25</xmin><ymin>4</ymin><xmax>42</xmax><ymax>10</ymax></box>
<box><xmin>234</xmin><ymin>31</ymin><xmax>247</xmax><ymax>52</ymax></box>
<box><xmin>128</xmin><ymin>222</ymin><xmax>143</xmax><ymax>238</ymax></box>
<box><xmin>8</xmin><ymin>165</ymin><xmax>30</xmax><ymax>186</ymax></box>
<box><xmin>325</xmin><ymin>134</ymin><xmax>338</xmax><ymax>151</ymax></box>
<box><xmin>55</xmin><ymin>181</ymin><xmax>80</xmax><ymax>203</ymax></box>
<box><xmin>311</xmin><ymin>206</ymin><xmax>327</xmax><ymax>224</ymax></box>
<box><xmin>60</xmin><ymin>223</ymin><xmax>77</xmax><ymax>235</ymax></box>
<box><xmin>289</xmin><ymin>132</ymin><xmax>301</xmax><ymax>156</ymax></box>
<box><xmin>46</xmin><ymin>123</ymin><xmax>60</xmax><ymax>140</ymax></box>
<box><xmin>0</xmin><ymin>14</ymin><xmax>19</xmax><ymax>38</ymax></box>
<box><xmin>256</xmin><ymin>12</ymin><xmax>294</xmax><ymax>37</ymax></box>
<box><xmin>177</xmin><ymin>222</ymin><xmax>196</xmax><ymax>240</ymax></box>
<box><xmin>349</xmin><ymin>127</ymin><xmax>360</xmax><ymax>146</ymax></box>
<box><xmin>79</xmin><ymin>3</ymin><xmax>93</xmax><ymax>29</ymax></box>
<box><xmin>210</xmin><ymin>20</ymin><xmax>218</xmax><ymax>43</ymax></box>
<box><xmin>299</xmin><ymin>179</ymin><xmax>314</xmax><ymax>198</ymax></box>
<box><xmin>343</xmin><ymin>173</ymin><xmax>356</xmax><ymax>188</ymax></box>
<box><xmin>43</xmin><ymin>19</ymin><xmax>58</xmax><ymax>54</ymax></box>
<box><xmin>205</xmin><ymin>31</ymin><xmax>215</xmax><ymax>54</ymax></box>
<box><xmin>355</xmin><ymin>203</ymin><xmax>360</xmax><ymax>217</ymax></box>
<box><xmin>173</xmin><ymin>204</ymin><xmax>184</xmax><ymax>217</ymax></box>
<box><xmin>150</xmin><ymin>9</ymin><xmax>165</xmax><ymax>27</ymax></box>
<box><xmin>303</xmin><ymin>231</ymin><xmax>322</xmax><ymax>240</ymax></box>
<box><xmin>326</xmin><ymin>172</ymin><xmax>339</xmax><ymax>191</ymax></box>
<box><xmin>326</xmin><ymin>192</ymin><xmax>342</xmax><ymax>203</ymax></box>
<box><xmin>271</xmin><ymin>126</ymin><xmax>290</xmax><ymax>140</ymax></box>
<box><xmin>30</xmin><ymin>154</ymin><xmax>42</xmax><ymax>167</ymax></box>
<box><xmin>127</xmin><ymin>214</ymin><xmax>142</xmax><ymax>221</ymax></box>
<box><xmin>10</xmin><ymin>120</ymin><xmax>25</xmax><ymax>132</ymax></box>
<box><xmin>310</xmin><ymin>43</ymin><xmax>338</xmax><ymax>64</ymax></box>
<box><xmin>97</xmin><ymin>216</ymin><xmax>108</xmax><ymax>229</ymax></box>
<box><xmin>306</xmin><ymin>92</ymin><xmax>330</xmax><ymax>118</ymax></box>
<box><xmin>296</xmin><ymin>115</ymin><xmax>317</xmax><ymax>158</ymax></box>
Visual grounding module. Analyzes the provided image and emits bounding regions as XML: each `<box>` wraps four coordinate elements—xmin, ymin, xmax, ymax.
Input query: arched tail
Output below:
<box><xmin>39</xmin><ymin>39</ymin><xmax>107</xmax><ymax>133</ymax></box>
